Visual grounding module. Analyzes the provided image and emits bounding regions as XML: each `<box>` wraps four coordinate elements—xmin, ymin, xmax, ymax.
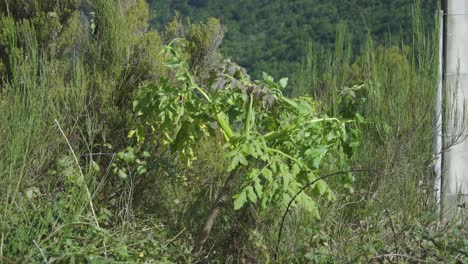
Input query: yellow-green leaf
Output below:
<box><xmin>233</xmin><ymin>191</ymin><xmax>247</xmax><ymax>210</ymax></box>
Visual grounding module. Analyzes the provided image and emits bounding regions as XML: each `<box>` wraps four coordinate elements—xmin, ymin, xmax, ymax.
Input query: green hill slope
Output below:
<box><xmin>148</xmin><ymin>0</ymin><xmax>436</xmax><ymax>79</ymax></box>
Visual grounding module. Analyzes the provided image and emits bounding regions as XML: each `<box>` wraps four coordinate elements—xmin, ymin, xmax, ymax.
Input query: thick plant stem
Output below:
<box><xmin>192</xmin><ymin>171</ymin><xmax>236</xmax><ymax>256</ymax></box>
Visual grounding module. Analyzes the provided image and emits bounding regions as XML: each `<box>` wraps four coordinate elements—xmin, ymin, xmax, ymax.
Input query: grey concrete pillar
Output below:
<box><xmin>443</xmin><ymin>0</ymin><xmax>468</xmax><ymax>218</ymax></box>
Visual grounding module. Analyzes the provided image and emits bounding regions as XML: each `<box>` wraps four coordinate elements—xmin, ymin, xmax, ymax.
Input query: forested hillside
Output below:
<box><xmin>148</xmin><ymin>0</ymin><xmax>437</xmax><ymax>79</ymax></box>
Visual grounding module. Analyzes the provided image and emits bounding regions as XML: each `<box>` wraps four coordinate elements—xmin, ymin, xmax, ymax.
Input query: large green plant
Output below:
<box><xmin>127</xmin><ymin>39</ymin><xmax>359</xmax><ymax>253</ymax></box>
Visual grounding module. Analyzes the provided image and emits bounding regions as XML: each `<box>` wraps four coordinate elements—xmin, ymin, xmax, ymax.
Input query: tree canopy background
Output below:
<box><xmin>148</xmin><ymin>0</ymin><xmax>437</xmax><ymax>79</ymax></box>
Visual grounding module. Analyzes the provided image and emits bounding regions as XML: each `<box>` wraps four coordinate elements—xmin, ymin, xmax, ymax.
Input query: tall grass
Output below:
<box><xmin>291</xmin><ymin>5</ymin><xmax>439</xmax><ymax>217</ymax></box>
<box><xmin>0</xmin><ymin>3</ymin><xmax>129</xmax><ymax>259</ymax></box>
<box><xmin>0</xmin><ymin>1</ymin><xmax>177</xmax><ymax>261</ymax></box>
<box><xmin>0</xmin><ymin>16</ymin><xmax>96</xmax><ymax>260</ymax></box>
<box><xmin>271</xmin><ymin>4</ymin><xmax>466</xmax><ymax>262</ymax></box>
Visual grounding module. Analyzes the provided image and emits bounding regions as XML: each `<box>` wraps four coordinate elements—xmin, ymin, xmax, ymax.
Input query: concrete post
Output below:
<box><xmin>443</xmin><ymin>0</ymin><xmax>468</xmax><ymax>218</ymax></box>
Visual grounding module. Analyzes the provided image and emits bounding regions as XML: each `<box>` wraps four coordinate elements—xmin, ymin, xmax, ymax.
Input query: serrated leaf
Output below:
<box><xmin>314</xmin><ymin>180</ymin><xmax>328</xmax><ymax>195</ymax></box>
<box><xmin>291</xmin><ymin>164</ymin><xmax>301</xmax><ymax>176</ymax></box>
<box><xmin>279</xmin><ymin>77</ymin><xmax>288</xmax><ymax>88</ymax></box>
<box><xmin>296</xmin><ymin>100</ymin><xmax>312</xmax><ymax>115</ymax></box>
<box><xmin>233</xmin><ymin>191</ymin><xmax>247</xmax><ymax>210</ymax></box>
<box><xmin>281</xmin><ymin>97</ymin><xmax>298</xmax><ymax>109</ymax></box>
<box><xmin>254</xmin><ymin>179</ymin><xmax>263</xmax><ymax>197</ymax></box>
<box><xmin>262</xmin><ymin>168</ymin><xmax>273</xmax><ymax>181</ymax></box>
<box><xmin>238</xmin><ymin>154</ymin><xmax>249</xmax><ymax>165</ymax></box>
<box><xmin>136</xmin><ymin>165</ymin><xmax>147</xmax><ymax>175</ymax></box>
<box><xmin>247</xmin><ymin>168</ymin><xmax>260</xmax><ymax>180</ymax></box>
<box><xmin>297</xmin><ymin>193</ymin><xmax>320</xmax><ymax>219</ymax></box>
<box><xmin>246</xmin><ymin>186</ymin><xmax>257</xmax><ymax>203</ymax></box>
<box><xmin>283</xmin><ymin>171</ymin><xmax>292</xmax><ymax>188</ymax></box>
<box><xmin>282</xmin><ymin>192</ymin><xmax>292</xmax><ymax>206</ymax></box>
<box><xmin>260</xmin><ymin>197</ymin><xmax>268</xmax><ymax>210</ymax></box>
<box><xmin>306</xmin><ymin>172</ymin><xmax>316</xmax><ymax>182</ymax></box>
<box><xmin>311</xmin><ymin>146</ymin><xmax>328</xmax><ymax>169</ymax></box>
<box><xmin>262</xmin><ymin>72</ymin><xmax>274</xmax><ymax>82</ymax></box>
<box><xmin>227</xmin><ymin>150</ymin><xmax>249</xmax><ymax>171</ymax></box>
<box><xmin>326</xmin><ymin>131</ymin><xmax>336</xmax><ymax>141</ymax></box>
<box><xmin>242</xmin><ymin>143</ymin><xmax>256</xmax><ymax>158</ymax></box>
<box><xmin>225</xmin><ymin>149</ymin><xmax>240</xmax><ymax>158</ymax></box>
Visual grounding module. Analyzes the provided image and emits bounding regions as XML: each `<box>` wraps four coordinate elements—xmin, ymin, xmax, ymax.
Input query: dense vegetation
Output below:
<box><xmin>0</xmin><ymin>0</ymin><xmax>466</xmax><ymax>263</ymax></box>
<box><xmin>148</xmin><ymin>0</ymin><xmax>437</xmax><ymax>79</ymax></box>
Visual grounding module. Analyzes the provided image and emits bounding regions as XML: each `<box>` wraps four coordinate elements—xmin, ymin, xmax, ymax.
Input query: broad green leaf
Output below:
<box><xmin>91</xmin><ymin>160</ymin><xmax>100</xmax><ymax>172</ymax></box>
<box><xmin>281</xmin><ymin>97</ymin><xmax>298</xmax><ymax>109</ymax></box>
<box><xmin>279</xmin><ymin>77</ymin><xmax>288</xmax><ymax>88</ymax></box>
<box><xmin>225</xmin><ymin>149</ymin><xmax>240</xmax><ymax>158</ymax></box>
<box><xmin>238</xmin><ymin>154</ymin><xmax>248</xmax><ymax>165</ymax></box>
<box><xmin>283</xmin><ymin>171</ymin><xmax>292</xmax><ymax>188</ymax></box>
<box><xmin>314</xmin><ymin>180</ymin><xmax>328</xmax><ymax>195</ymax></box>
<box><xmin>227</xmin><ymin>150</ymin><xmax>249</xmax><ymax>171</ymax></box>
<box><xmin>132</xmin><ymin>100</ymin><xmax>139</xmax><ymax>110</ymax></box>
<box><xmin>282</xmin><ymin>192</ymin><xmax>292</xmax><ymax>206</ymax></box>
<box><xmin>326</xmin><ymin>190</ymin><xmax>336</xmax><ymax>201</ymax></box>
<box><xmin>306</xmin><ymin>172</ymin><xmax>316</xmax><ymax>182</ymax></box>
<box><xmin>233</xmin><ymin>191</ymin><xmax>247</xmax><ymax>210</ymax></box>
<box><xmin>291</xmin><ymin>164</ymin><xmax>301</xmax><ymax>177</ymax></box>
<box><xmin>296</xmin><ymin>99</ymin><xmax>312</xmax><ymax>115</ymax></box>
<box><xmin>116</xmin><ymin>151</ymin><xmax>124</xmax><ymax>160</ymax></box>
<box><xmin>122</xmin><ymin>151</ymin><xmax>136</xmax><ymax>163</ymax></box>
<box><xmin>118</xmin><ymin>169</ymin><xmax>128</xmax><ymax>179</ymax></box>
<box><xmin>246</xmin><ymin>186</ymin><xmax>257</xmax><ymax>203</ymax></box>
<box><xmin>254</xmin><ymin>179</ymin><xmax>263</xmax><ymax>196</ymax></box>
<box><xmin>247</xmin><ymin>168</ymin><xmax>260</xmax><ymax>180</ymax></box>
<box><xmin>262</xmin><ymin>72</ymin><xmax>274</xmax><ymax>82</ymax></box>
<box><xmin>242</xmin><ymin>143</ymin><xmax>257</xmax><ymax>158</ymax></box>
<box><xmin>297</xmin><ymin>193</ymin><xmax>320</xmax><ymax>218</ymax></box>
<box><xmin>262</xmin><ymin>168</ymin><xmax>273</xmax><ymax>181</ymax></box>
<box><xmin>260</xmin><ymin>197</ymin><xmax>268</xmax><ymax>210</ymax></box>
<box><xmin>136</xmin><ymin>165</ymin><xmax>147</xmax><ymax>175</ymax></box>
<box><xmin>326</xmin><ymin>131</ymin><xmax>337</xmax><ymax>141</ymax></box>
